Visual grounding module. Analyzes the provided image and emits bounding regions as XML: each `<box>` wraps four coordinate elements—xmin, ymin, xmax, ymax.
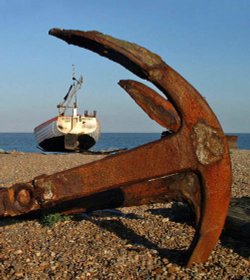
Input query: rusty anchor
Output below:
<box><xmin>0</xmin><ymin>29</ymin><xmax>232</xmax><ymax>266</ymax></box>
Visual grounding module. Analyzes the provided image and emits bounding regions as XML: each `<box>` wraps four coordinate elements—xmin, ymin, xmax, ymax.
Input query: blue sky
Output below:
<box><xmin>0</xmin><ymin>0</ymin><xmax>249</xmax><ymax>132</ymax></box>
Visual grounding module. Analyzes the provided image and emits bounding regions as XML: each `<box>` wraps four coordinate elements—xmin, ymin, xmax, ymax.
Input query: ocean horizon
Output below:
<box><xmin>0</xmin><ymin>132</ymin><xmax>250</xmax><ymax>153</ymax></box>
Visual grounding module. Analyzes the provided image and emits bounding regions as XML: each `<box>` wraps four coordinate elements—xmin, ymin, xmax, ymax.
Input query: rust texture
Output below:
<box><xmin>0</xmin><ymin>29</ymin><xmax>232</xmax><ymax>267</ymax></box>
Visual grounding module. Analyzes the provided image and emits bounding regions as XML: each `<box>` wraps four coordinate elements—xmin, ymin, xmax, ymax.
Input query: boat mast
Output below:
<box><xmin>57</xmin><ymin>70</ymin><xmax>83</xmax><ymax>116</ymax></box>
<box><xmin>72</xmin><ymin>64</ymin><xmax>77</xmax><ymax>117</ymax></box>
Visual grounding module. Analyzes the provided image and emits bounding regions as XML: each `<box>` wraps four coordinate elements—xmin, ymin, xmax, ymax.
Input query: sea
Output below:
<box><xmin>0</xmin><ymin>132</ymin><xmax>250</xmax><ymax>153</ymax></box>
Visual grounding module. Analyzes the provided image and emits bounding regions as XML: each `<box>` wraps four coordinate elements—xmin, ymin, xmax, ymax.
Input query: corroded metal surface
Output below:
<box><xmin>0</xmin><ymin>29</ymin><xmax>232</xmax><ymax>266</ymax></box>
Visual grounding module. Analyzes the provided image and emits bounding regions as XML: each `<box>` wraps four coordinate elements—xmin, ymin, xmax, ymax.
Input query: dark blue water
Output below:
<box><xmin>0</xmin><ymin>132</ymin><xmax>249</xmax><ymax>153</ymax></box>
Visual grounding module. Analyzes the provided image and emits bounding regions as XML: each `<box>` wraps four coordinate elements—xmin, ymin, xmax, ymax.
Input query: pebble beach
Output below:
<box><xmin>0</xmin><ymin>149</ymin><xmax>249</xmax><ymax>279</ymax></box>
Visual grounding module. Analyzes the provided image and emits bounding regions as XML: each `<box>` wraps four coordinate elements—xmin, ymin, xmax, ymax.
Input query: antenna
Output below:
<box><xmin>72</xmin><ymin>64</ymin><xmax>76</xmax><ymax>80</ymax></box>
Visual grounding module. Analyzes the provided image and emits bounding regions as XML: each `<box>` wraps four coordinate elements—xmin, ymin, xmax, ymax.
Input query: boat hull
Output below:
<box><xmin>38</xmin><ymin>134</ymin><xmax>96</xmax><ymax>152</ymax></box>
<box><xmin>34</xmin><ymin>116</ymin><xmax>100</xmax><ymax>152</ymax></box>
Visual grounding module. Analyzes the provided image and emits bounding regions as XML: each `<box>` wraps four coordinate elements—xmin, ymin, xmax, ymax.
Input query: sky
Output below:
<box><xmin>0</xmin><ymin>0</ymin><xmax>249</xmax><ymax>133</ymax></box>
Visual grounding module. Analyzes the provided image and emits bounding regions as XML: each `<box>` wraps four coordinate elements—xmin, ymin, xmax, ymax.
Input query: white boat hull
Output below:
<box><xmin>34</xmin><ymin>115</ymin><xmax>100</xmax><ymax>152</ymax></box>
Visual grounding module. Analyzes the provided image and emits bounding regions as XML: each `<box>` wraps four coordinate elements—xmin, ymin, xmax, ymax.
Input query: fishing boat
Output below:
<box><xmin>34</xmin><ymin>75</ymin><xmax>100</xmax><ymax>152</ymax></box>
